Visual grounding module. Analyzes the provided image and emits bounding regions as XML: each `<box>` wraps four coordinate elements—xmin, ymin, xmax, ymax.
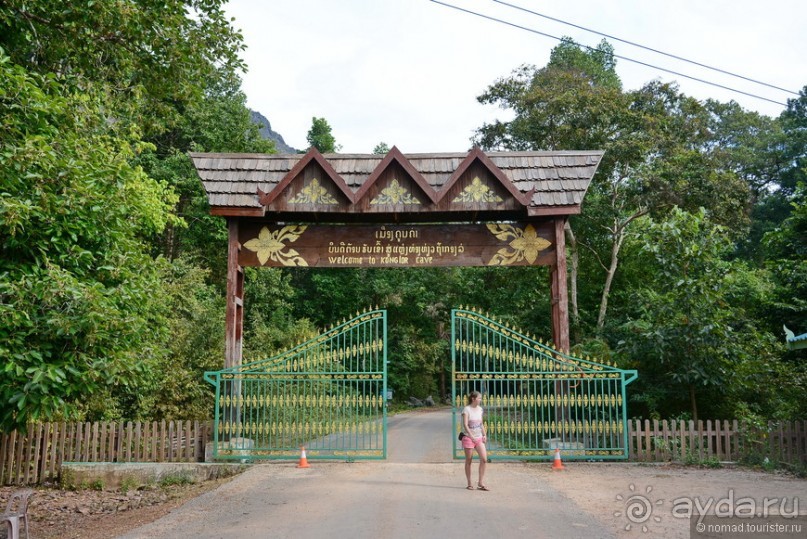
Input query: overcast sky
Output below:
<box><xmin>223</xmin><ymin>0</ymin><xmax>806</xmax><ymax>153</ymax></box>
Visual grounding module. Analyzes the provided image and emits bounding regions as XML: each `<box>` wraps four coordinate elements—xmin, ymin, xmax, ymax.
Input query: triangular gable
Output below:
<box><xmin>438</xmin><ymin>146</ymin><xmax>533</xmax><ymax>207</ymax></box>
<box><xmin>354</xmin><ymin>146</ymin><xmax>439</xmax><ymax>205</ymax></box>
<box><xmin>257</xmin><ymin>147</ymin><xmax>355</xmax><ymax>207</ymax></box>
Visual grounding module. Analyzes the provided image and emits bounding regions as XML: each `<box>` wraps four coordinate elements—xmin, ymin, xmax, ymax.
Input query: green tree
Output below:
<box><xmin>618</xmin><ymin>208</ymin><xmax>779</xmax><ymax>421</ymax></box>
<box><xmin>476</xmin><ymin>39</ymin><xmax>752</xmax><ymax>338</ymax></box>
<box><xmin>763</xmin><ymin>183</ymin><xmax>807</xmax><ymax>340</ymax></box>
<box><xmin>476</xmin><ymin>38</ymin><xmax>631</xmax><ymax>335</ymax></box>
<box><xmin>373</xmin><ymin>142</ymin><xmax>391</xmax><ymax>155</ymax></box>
<box><xmin>0</xmin><ymin>54</ymin><xmax>177</xmax><ymax>431</ymax></box>
<box><xmin>0</xmin><ymin>1</ymin><xmax>273</xmax><ymax>426</ymax></box>
<box><xmin>137</xmin><ymin>75</ymin><xmax>274</xmax><ymax>270</ymax></box>
<box><xmin>778</xmin><ymin>87</ymin><xmax>807</xmax><ymax>196</ymax></box>
<box><xmin>306</xmin><ymin>117</ymin><xmax>340</xmax><ymax>153</ymax></box>
<box><xmin>0</xmin><ymin>0</ymin><xmax>246</xmax><ymax>139</ymax></box>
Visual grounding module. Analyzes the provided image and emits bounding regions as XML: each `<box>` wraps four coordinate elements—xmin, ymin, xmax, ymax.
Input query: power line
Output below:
<box><xmin>429</xmin><ymin>0</ymin><xmax>789</xmax><ymax>107</ymax></box>
<box><xmin>492</xmin><ymin>0</ymin><xmax>799</xmax><ymax>96</ymax></box>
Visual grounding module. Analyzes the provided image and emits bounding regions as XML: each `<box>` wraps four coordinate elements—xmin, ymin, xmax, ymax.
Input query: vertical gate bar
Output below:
<box><xmin>265</xmin><ymin>374</ymin><xmax>270</xmax><ymax>450</ymax></box>
<box><xmin>254</xmin><ymin>376</ymin><xmax>259</xmax><ymax>451</ymax></box>
<box><xmin>583</xmin><ymin>378</ymin><xmax>590</xmax><ymax>453</ymax></box>
<box><xmin>351</xmin><ymin>320</ymin><xmax>356</xmax><ymax>452</ymax></box>
<box><xmin>592</xmin><ymin>378</ymin><xmax>599</xmax><ymax>449</ymax></box>
<box><xmin>212</xmin><ymin>375</ymin><xmax>221</xmax><ymax>458</ymax></box>
<box><xmin>221</xmin><ymin>378</ymin><xmax>227</xmax><ymax>451</ymax></box>
<box><xmin>594</xmin><ymin>379</ymin><xmax>605</xmax><ymax>448</ymax></box>
<box><xmin>345</xmin><ymin>325</ymin><xmax>350</xmax><ymax>455</ymax></box>
<box><xmin>339</xmin><ymin>320</ymin><xmax>353</xmax><ymax>452</ymax></box>
<box><xmin>604</xmin><ymin>378</ymin><xmax>610</xmax><ymax>451</ymax></box>
<box><xmin>225</xmin><ymin>377</ymin><xmax>231</xmax><ymax>449</ymax></box>
<box><xmin>588</xmin><ymin>377</ymin><xmax>595</xmax><ymax>451</ymax></box>
<box><xmin>232</xmin><ymin>377</ymin><xmax>239</xmax><ymax>450</ymax></box>
<box><xmin>599</xmin><ymin>379</ymin><xmax>611</xmax><ymax>448</ymax></box>
<box><xmin>609</xmin><ymin>378</ymin><xmax>616</xmax><ymax>451</ymax></box>
<box><xmin>473</xmin><ymin>317</ymin><xmax>479</xmax><ymax>380</ymax></box>
<box><xmin>333</xmin><ymin>331</ymin><xmax>338</xmax><ymax>454</ymax></box>
<box><xmin>259</xmin><ymin>375</ymin><xmax>264</xmax><ymax>453</ymax></box>
<box><xmin>343</xmin><ymin>327</ymin><xmax>348</xmax><ymax>455</ymax></box>
<box><xmin>361</xmin><ymin>321</ymin><xmax>366</xmax><ymax>455</ymax></box>
<box><xmin>366</xmin><ymin>318</ymin><xmax>370</xmax><ymax>453</ymax></box>
<box><xmin>331</xmin><ymin>330</ymin><xmax>337</xmax><ymax>454</ymax></box>
<box><xmin>603</xmin><ymin>378</ymin><xmax>610</xmax><ymax>451</ymax></box>
<box><xmin>570</xmin><ymin>378</ymin><xmax>577</xmax><ymax>451</ymax></box>
<box><xmin>519</xmin><ymin>344</ymin><xmax>525</xmax><ymax>453</ymax></box>
<box><xmin>621</xmin><ymin>375</ymin><xmax>628</xmax><ymax>455</ymax></box>
<box><xmin>271</xmin><ymin>372</ymin><xmax>277</xmax><ymax>452</ymax></box>
<box><xmin>613</xmin><ymin>378</ymin><xmax>618</xmax><ymax>451</ymax></box>
<box><xmin>609</xmin><ymin>378</ymin><xmax>615</xmax><ymax>450</ymax></box>
<box><xmin>338</xmin><ymin>323</ymin><xmax>342</xmax><ymax>454</ymax></box>
<box><xmin>327</xmin><ymin>331</ymin><xmax>333</xmax><ymax>453</ymax></box>
<box><xmin>370</xmin><ymin>317</ymin><xmax>373</xmax><ymax>454</ymax></box>
<box><xmin>336</xmin><ymin>376</ymin><xmax>342</xmax><ymax>454</ymax></box>
<box><xmin>265</xmin><ymin>372</ymin><xmax>271</xmax><ymax>451</ymax></box>
<box><xmin>382</xmin><ymin>312</ymin><xmax>388</xmax><ymax>458</ymax></box>
<box><xmin>350</xmin><ymin>325</ymin><xmax>356</xmax><ymax>455</ymax></box>
<box><xmin>622</xmin><ymin>381</ymin><xmax>627</xmax><ymax>454</ymax></box>
<box><xmin>282</xmin><ymin>371</ymin><xmax>287</xmax><ymax>452</ymax></box>
<box><xmin>451</xmin><ymin>310</ymin><xmax>457</xmax><ymax>450</ymax></box>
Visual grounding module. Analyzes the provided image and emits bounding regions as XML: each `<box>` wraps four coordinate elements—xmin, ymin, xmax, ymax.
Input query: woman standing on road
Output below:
<box><xmin>461</xmin><ymin>390</ymin><xmax>489</xmax><ymax>491</ymax></box>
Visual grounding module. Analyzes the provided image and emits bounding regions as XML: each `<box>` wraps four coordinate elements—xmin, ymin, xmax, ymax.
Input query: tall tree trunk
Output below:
<box><xmin>565</xmin><ymin>222</ymin><xmax>580</xmax><ymax>342</ymax></box>
<box><xmin>596</xmin><ymin>209</ymin><xmax>648</xmax><ymax>331</ymax></box>
<box><xmin>689</xmin><ymin>384</ymin><xmax>698</xmax><ymax>423</ymax></box>
<box><xmin>596</xmin><ymin>225</ymin><xmax>624</xmax><ymax>330</ymax></box>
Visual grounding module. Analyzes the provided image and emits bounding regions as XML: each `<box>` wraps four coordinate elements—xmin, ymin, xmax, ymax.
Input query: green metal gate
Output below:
<box><xmin>452</xmin><ymin>308</ymin><xmax>637</xmax><ymax>460</ymax></box>
<box><xmin>205</xmin><ymin>308</ymin><xmax>387</xmax><ymax>460</ymax></box>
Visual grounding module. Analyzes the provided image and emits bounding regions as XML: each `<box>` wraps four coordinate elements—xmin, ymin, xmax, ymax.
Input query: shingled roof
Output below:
<box><xmin>190</xmin><ymin>147</ymin><xmax>603</xmax><ymax>220</ymax></box>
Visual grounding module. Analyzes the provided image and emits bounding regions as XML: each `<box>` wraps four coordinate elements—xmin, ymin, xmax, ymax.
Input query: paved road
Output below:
<box><xmin>118</xmin><ymin>408</ymin><xmax>614</xmax><ymax>539</ymax></box>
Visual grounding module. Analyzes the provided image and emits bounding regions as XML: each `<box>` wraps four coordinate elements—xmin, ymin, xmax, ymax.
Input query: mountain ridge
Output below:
<box><xmin>250</xmin><ymin>110</ymin><xmax>299</xmax><ymax>154</ymax></box>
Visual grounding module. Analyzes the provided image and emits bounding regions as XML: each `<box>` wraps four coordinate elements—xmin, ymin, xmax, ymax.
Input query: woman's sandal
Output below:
<box><xmin>477</xmin><ymin>484</ymin><xmax>490</xmax><ymax>491</ymax></box>
<box><xmin>466</xmin><ymin>485</ymin><xmax>475</xmax><ymax>490</ymax></box>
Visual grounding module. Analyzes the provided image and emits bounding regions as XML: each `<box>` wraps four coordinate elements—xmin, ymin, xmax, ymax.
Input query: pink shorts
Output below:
<box><xmin>461</xmin><ymin>435</ymin><xmax>485</xmax><ymax>450</ymax></box>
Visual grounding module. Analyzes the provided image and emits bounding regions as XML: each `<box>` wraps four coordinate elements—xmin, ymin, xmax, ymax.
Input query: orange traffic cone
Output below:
<box><xmin>296</xmin><ymin>446</ymin><xmax>311</xmax><ymax>468</ymax></box>
<box><xmin>551</xmin><ymin>448</ymin><xmax>566</xmax><ymax>471</ymax></box>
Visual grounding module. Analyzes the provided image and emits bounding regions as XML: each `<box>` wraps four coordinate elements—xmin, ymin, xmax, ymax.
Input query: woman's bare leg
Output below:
<box><xmin>476</xmin><ymin>443</ymin><xmax>488</xmax><ymax>488</ymax></box>
<box><xmin>464</xmin><ymin>448</ymin><xmax>474</xmax><ymax>488</ymax></box>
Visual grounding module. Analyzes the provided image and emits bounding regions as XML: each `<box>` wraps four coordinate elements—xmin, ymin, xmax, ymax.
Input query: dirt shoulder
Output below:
<box><xmin>0</xmin><ymin>476</ymin><xmax>237</xmax><ymax>539</ymax></box>
<box><xmin>536</xmin><ymin>461</ymin><xmax>806</xmax><ymax>539</ymax></box>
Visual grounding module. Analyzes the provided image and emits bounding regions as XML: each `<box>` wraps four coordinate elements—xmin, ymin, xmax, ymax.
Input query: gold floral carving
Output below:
<box><xmin>289</xmin><ymin>178</ymin><xmax>338</xmax><ymax>204</ymax></box>
<box><xmin>243</xmin><ymin>226</ymin><xmax>309</xmax><ymax>266</ymax></box>
<box><xmin>486</xmin><ymin>223</ymin><xmax>551</xmax><ymax>265</ymax></box>
<box><xmin>370</xmin><ymin>178</ymin><xmax>421</xmax><ymax>205</ymax></box>
<box><xmin>453</xmin><ymin>177</ymin><xmax>503</xmax><ymax>203</ymax></box>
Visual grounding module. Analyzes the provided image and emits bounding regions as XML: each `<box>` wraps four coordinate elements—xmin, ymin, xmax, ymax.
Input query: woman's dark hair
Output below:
<box><xmin>466</xmin><ymin>390</ymin><xmax>481</xmax><ymax>405</ymax></box>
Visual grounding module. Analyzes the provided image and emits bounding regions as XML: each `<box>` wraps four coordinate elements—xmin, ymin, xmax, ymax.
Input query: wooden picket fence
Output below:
<box><xmin>628</xmin><ymin>419</ymin><xmax>807</xmax><ymax>465</ymax></box>
<box><xmin>0</xmin><ymin>420</ymin><xmax>213</xmax><ymax>486</ymax></box>
<box><xmin>1</xmin><ymin>418</ymin><xmax>805</xmax><ymax>485</ymax></box>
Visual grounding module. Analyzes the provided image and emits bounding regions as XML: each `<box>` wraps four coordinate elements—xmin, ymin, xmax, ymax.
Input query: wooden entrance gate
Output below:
<box><xmin>452</xmin><ymin>308</ymin><xmax>637</xmax><ymax>460</ymax></box>
<box><xmin>204</xmin><ymin>309</ymin><xmax>387</xmax><ymax>460</ymax></box>
<box><xmin>192</xmin><ymin>148</ymin><xmax>618</xmax><ymax>460</ymax></box>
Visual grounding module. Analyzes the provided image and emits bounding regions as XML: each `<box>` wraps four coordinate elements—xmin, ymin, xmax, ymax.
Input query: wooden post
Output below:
<box><xmin>550</xmin><ymin>217</ymin><xmax>570</xmax><ymax>353</ymax></box>
<box><xmin>225</xmin><ymin>218</ymin><xmax>244</xmax><ymax>369</ymax></box>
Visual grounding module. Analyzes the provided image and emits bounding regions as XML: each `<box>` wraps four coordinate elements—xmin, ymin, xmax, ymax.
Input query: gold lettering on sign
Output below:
<box><xmin>243</xmin><ymin>226</ymin><xmax>309</xmax><ymax>266</ymax></box>
<box><xmin>486</xmin><ymin>223</ymin><xmax>550</xmax><ymax>265</ymax></box>
<box><xmin>289</xmin><ymin>178</ymin><xmax>338</xmax><ymax>204</ymax></box>
<box><xmin>453</xmin><ymin>177</ymin><xmax>503</xmax><ymax>203</ymax></box>
<box><xmin>370</xmin><ymin>179</ymin><xmax>421</xmax><ymax>205</ymax></box>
